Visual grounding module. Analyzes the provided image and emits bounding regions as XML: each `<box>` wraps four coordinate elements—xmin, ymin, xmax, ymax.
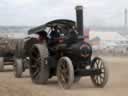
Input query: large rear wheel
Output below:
<box><xmin>29</xmin><ymin>44</ymin><xmax>49</xmax><ymax>84</ymax></box>
<box><xmin>57</xmin><ymin>57</ymin><xmax>74</xmax><ymax>89</ymax></box>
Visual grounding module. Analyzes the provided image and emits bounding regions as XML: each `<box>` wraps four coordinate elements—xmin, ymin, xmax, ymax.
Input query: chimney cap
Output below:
<box><xmin>75</xmin><ymin>5</ymin><xmax>83</xmax><ymax>10</ymax></box>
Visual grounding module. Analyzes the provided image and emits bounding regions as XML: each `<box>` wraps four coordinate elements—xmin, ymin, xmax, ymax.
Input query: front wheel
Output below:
<box><xmin>90</xmin><ymin>57</ymin><xmax>108</xmax><ymax>88</ymax></box>
<box><xmin>57</xmin><ymin>57</ymin><xmax>74</xmax><ymax>89</ymax></box>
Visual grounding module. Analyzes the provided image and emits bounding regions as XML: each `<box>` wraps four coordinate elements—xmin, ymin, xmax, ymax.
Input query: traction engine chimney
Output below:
<box><xmin>75</xmin><ymin>5</ymin><xmax>84</xmax><ymax>36</ymax></box>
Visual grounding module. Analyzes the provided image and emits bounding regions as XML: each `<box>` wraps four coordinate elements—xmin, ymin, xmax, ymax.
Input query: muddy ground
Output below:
<box><xmin>0</xmin><ymin>56</ymin><xmax>128</xmax><ymax>96</ymax></box>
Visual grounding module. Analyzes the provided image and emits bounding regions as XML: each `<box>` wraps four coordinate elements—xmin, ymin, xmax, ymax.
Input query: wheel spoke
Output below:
<box><xmin>101</xmin><ymin>68</ymin><xmax>105</xmax><ymax>73</ymax></box>
<box><xmin>30</xmin><ymin>47</ymin><xmax>42</xmax><ymax>79</ymax></box>
<box><xmin>57</xmin><ymin>57</ymin><xmax>74</xmax><ymax>89</ymax></box>
<box><xmin>32</xmin><ymin>48</ymin><xmax>38</xmax><ymax>56</ymax></box>
<box><xmin>31</xmin><ymin>55</ymin><xmax>37</xmax><ymax>61</ymax></box>
<box><xmin>60</xmin><ymin>73</ymin><xmax>66</xmax><ymax>83</ymax></box>
<box><xmin>95</xmin><ymin>76</ymin><xmax>98</xmax><ymax>83</ymax></box>
<box><xmin>58</xmin><ymin>60</ymin><xmax>69</xmax><ymax>86</ymax></box>
<box><xmin>100</xmin><ymin>74</ymin><xmax>104</xmax><ymax>80</ymax></box>
<box><xmin>98</xmin><ymin>60</ymin><xmax>102</xmax><ymax>69</ymax></box>
<box><xmin>58</xmin><ymin>66</ymin><xmax>63</xmax><ymax>73</ymax></box>
<box><xmin>31</xmin><ymin>57</ymin><xmax>41</xmax><ymax>68</ymax></box>
<box><xmin>91</xmin><ymin>57</ymin><xmax>108</xmax><ymax>87</ymax></box>
<box><xmin>35</xmin><ymin>58</ymin><xmax>41</xmax><ymax>65</ymax></box>
<box><xmin>65</xmin><ymin>75</ymin><xmax>69</xmax><ymax>82</ymax></box>
<box><xmin>94</xmin><ymin>75</ymin><xmax>97</xmax><ymax>80</ymax></box>
<box><xmin>100</xmin><ymin>76</ymin><xmax>104</xmax><ymax>83</ymax></box>
<box><xmin>61</xmin><ymin>64</ymin><xmax>64</xmax><ymax>70</ymax></box>
<box><xmin>100</xmin><ymin>62</ymin><xmax>104</xmax><ymax>69</ymax></box>
<box><xmin>98</xmin><ymin>76</ymin><xmax>102</xmax><ymax>84</ymax></box>
<box><xmin>94</xmin><ymin>62</ymin><xmax>97</xmax><ymax>69</ymax></box>
<box><xmin>96</xmin><ymin>59</ymin><xmax>100</xmax><ymax>65</ymax></box>
<box><xmin>32</xmin><ymin>68</ymin><xmax>40</xmax><ymax>78</ymax></box>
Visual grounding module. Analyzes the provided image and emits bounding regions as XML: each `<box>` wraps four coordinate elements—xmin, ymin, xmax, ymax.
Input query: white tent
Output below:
<box><xmin>89</xmin><ymin>30</ymin><xmax>128</xmax><ymax>49</ymax></box>
<box><xmin>89</xmin><ymin>30</ymin><xmax>127</xmax><ymax>41</ymax></box>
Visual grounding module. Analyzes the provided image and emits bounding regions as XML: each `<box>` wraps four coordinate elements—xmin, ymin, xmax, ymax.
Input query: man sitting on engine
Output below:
<box><xmin>66</xmin><ymin>26</ymin><xmax>78</xmax><ymax>45</ymax></box>
<box><xmin>48</xmin><ymin>25</ymin><xmax>60</xmax><ymax>46</ymax></box>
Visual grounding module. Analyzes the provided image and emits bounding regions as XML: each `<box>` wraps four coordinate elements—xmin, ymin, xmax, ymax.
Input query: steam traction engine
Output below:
<box><xmin>14</xmin><ymin>6</ymin><xmax>108</xmax><ymax>89</ymax></box>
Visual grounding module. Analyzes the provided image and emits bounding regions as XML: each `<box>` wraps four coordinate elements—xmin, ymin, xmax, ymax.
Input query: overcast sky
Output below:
<box><xmin>0</xmin><ymin>0</ymin><xmax>128</xmax><ymax>26</ymax></box>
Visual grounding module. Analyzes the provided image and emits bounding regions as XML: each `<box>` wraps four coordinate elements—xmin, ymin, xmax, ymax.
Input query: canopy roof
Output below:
<box><xmin>28</xmin><ymin>19</ymin><xmax>75</xmax><ymax>34</ymax></box>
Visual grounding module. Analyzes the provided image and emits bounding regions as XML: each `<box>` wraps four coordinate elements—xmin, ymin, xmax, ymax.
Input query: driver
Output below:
<box><xmin>66</xmin><ymin>26</ymin><xmax>78</xmax><ymax>45</ymax></box>
<box><xmin>50</xmin><ymin>25</ymin><xmax>60</xmax><ymax>39</ymax></box>
<box><xmin>49</xmin><ymin>25</ymin><xmax>60</xmax><ymax>45</ymax></box>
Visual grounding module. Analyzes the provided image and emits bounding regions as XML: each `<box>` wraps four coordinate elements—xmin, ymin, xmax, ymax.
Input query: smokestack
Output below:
<box><xmin>75</xmin><ymin>5</ymin><xmax>84</xmax><ymax>35</ymax></box>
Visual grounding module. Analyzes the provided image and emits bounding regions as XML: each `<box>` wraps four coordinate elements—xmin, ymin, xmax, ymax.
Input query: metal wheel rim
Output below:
<box><xmin>30</xmin><ymin>47</ymin><xmax>41</xmax><ymax>79</ymax></box>
<box><xmin>92</xmin><ymin>58</ymin><xmax>105</xmax><ymax>85</ymax></box>
<box><xmin>57</xmin><ymin>59</ymin><xmax>70</xmax><ymax>88</ymax></box>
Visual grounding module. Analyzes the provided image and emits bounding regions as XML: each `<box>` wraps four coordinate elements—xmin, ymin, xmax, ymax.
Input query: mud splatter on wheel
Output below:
<box><xmin>91</xmin><ymin>57</ymin><xmax>108</xmax><ymax>88</ymax></box>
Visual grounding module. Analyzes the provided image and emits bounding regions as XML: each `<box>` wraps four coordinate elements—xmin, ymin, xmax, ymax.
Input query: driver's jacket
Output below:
<box><xmin>48</xmin><ymin>31</ymin><xmax>60</xmax><ymax>46</ymax></box>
